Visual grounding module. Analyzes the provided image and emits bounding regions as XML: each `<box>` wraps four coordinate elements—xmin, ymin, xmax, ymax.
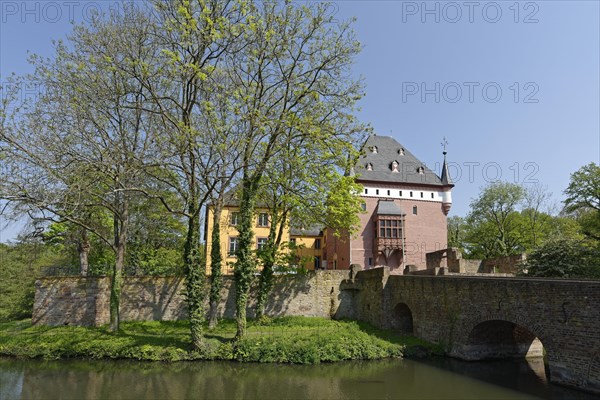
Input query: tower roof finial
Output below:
<box><xmin>441</xmin><ymin>136</ymin><xmax>448</xmax><ymax>155</ymax></box>
<box><xmin>440</xmin><ymin>137</ymin><xmax>452</xmax><ymax>186</ymax></box>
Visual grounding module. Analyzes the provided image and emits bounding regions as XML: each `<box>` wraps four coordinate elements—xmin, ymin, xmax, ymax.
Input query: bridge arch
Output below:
<box><xmin>458</xmin><ymin>319</ymin><xmax>545</xmax><ymax>361</ymax></box>
<box><xmin>587</xmin><ymin>351</ymin><xmax>600</xmax><ymax>392</ymax></box>
<box><xmin>390</xmin><ymin>302</ymin><xmax>414</xmax><ymax>335</ymax></box>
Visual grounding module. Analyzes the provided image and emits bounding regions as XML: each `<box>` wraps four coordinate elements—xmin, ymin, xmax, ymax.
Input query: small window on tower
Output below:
<box><xmin>361</xmin><ymin>202</ymin><xmax>367</xmax><ymax>211</ymax></box>
<box><xmin>413</xmin><ymin>206</ymin><xmax>418</xmax><ymax>215</ymax></box>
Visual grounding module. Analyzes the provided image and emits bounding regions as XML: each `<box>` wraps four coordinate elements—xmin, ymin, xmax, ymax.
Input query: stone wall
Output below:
<box><xmin>32</xmin><ymin>271</ymin><xmax>354</xmax><ymax>327</ymax></box>
<box><xmin>481</xmin><ymin>254</ymin><xmax>526</xmax><ymax>274</ymax></box>
<box><xmin>32</xmin><ymin>267</ymin><xmax>600</xmax><ymax>394</ymax></box>
<box><xmin>359</xmin><ymin>271</ymin><xmax>600</xmax><ymax>394</ymax></box>
<box><xmin>425</xmin><ymin>248</ymin><xmax>524</xmax><ymax>275</ymax></box>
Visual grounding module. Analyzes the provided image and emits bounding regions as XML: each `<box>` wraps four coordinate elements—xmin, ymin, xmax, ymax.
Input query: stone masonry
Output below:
<box><xmin>32</xmin><ymin>271</ymin><xmax>356</xmax><ymax>327</ymax></box>
<box><xmin>33</xmin><ymin>269</ymin><xmax>600</xmax><ymax>394</ymax></box>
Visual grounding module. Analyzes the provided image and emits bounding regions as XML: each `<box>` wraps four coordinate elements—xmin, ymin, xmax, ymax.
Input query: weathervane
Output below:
<box><xmin>441</xmin><ymin>137</ymin><xmax>448</xmax><ymax>154</ymax></box>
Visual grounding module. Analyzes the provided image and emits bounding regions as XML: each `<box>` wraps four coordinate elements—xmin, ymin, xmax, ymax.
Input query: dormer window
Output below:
<box><xmin>366</xmin><ymin>163</ymin><xmax>373</xmax><ymax>171</ymax></box>
<box><xmin>417</xmin><ymin>166</ymin><xmax>425</xmax><ymax>174</ymax></box>
<box><xmin>399</xmin><ymin>148</ymin><xmax>405</xmax><ymax>156</ymax></box>
<box><xmin>391</xmin><ymin>160</ymin><xmax>399</xmax><ymax>173</ymax></box>
<box><xmin>370</xmin><ymin>146</ymin><xmax>378</xmax><ymax>154</ymax></box>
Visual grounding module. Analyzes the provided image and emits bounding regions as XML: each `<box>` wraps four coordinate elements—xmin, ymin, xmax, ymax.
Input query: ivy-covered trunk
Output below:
<box><xmin>184</xmin><ymin>205</ymin><xmax>205</xmax><ymax>350</ymax></box>
<box><xmin>234</xmin><ymin>179</ymin><xmax>258</xmax><ymax>339</ymax></box>
<box><xmin>208</xmin><ymin>202</ymin><xmax>223</xmax><ymax>329</ymax></box>
<box><xmin>255</xmin><ymin>211</ymin><xmax>280</xmax><ymax>320</ymax></box>
<box><xmin>109</xmin><ymin>199</ymin><xmax>128</xmax><ymax>333</ymax></box>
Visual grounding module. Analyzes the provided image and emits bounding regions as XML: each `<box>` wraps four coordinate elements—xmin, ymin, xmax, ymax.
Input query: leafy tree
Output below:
<box><xmin>125</xmin><ymin>0</ymin><xmax>246</xmax><ymax>349</ymax></box>
<box><xmin>447</xmin><ymin>215</ymin><xmax>466</xmax><ymax>251</ymax></box>
<box><xmin>521</xmin><ymin>184</ymin><xmax>553</xmax><ymax>248</ymax></box>
<box><xmin>0</xmin><ymin>6</ymin><xmax>161</xmax><ymax>331</ymax></box>
<box><xmin>0</xmin><ymin>240</ymin><xmax>69</xmax><ymax>321</ymax></box>
<box><xmin>564</xmin><ymin>162</ymin><xmax>600</xmax><ymax>241</ymax></box>
<box><xmin>465</xmin><ymin>182</ymin><xmax>525</xmax><ymax>258</ymax></box>
<box><xmin>226</xmin><ymin>1</ymin><xmax>364</xmax><ymax>338</ymax></box>
<box><xmin>519</xmin><ymin>237</ymin><xmax>600</xmax><ymax>278</ymax></box>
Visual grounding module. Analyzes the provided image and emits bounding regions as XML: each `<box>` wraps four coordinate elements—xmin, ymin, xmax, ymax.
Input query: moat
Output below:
<box><xmin>0</xmin><ymin>357</ymin><xmax>596</xmax><ymax>400</ymax></box>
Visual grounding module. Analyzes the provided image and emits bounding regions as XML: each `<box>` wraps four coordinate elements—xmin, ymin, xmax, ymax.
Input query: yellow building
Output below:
<box><xmin>290</xmin><ymin>227</ymin><xmax>324</xmax><ymax>270</ymax></box>
<box><xmin>205</xmin><ymin>203</ymin><xmax>324</xmax><ymax>275</ymax></box>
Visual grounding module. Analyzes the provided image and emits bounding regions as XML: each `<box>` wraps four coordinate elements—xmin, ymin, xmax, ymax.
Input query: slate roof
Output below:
<box><xmin>353</xmin><ymin>135</ymin><xmax>451</xmax><ymax>187</ymax></box>
<box><xmin>290</xmin><ymin>225</ymin><xmax>323</xmax><ymax>237</ymax></box>
<box><xmin>376</xmin><ymin>200</ymin><xmax>404</xmax><ymax>216</ymax></box>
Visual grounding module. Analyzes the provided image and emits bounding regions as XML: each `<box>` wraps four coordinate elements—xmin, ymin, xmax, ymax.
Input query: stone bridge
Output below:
<box><xmin>352</xmin><ymin>267</ymin><xmax>600</xmax><ymax>394</ymax></box>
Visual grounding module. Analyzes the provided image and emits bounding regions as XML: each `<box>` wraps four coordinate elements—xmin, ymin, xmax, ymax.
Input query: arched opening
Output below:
<box><xmin>588</xmin><ymin>352</ymin><xmax>600</xmax><ymax>392</ymax></box>
<box><xmin>390</xmin><ymin>303</ymin><xmax>413</xmax><ymax>335</ymax></box>
<box><xmin>465</xmin><ymin>320</ymin><xmax>544</xmax><ymax>360</ymax></box>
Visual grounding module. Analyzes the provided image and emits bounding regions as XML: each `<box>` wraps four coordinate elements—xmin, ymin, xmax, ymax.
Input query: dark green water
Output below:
<box><xmin>0</xmin><ymin>357</ymin><xmax>595</xmax><ymax>400</ymax></box>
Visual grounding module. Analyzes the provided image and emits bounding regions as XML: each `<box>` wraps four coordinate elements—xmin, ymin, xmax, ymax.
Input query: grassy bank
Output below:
<box><xmin>0</xmin><ymin>317</ymin><xmax>439</xmax><ymax>363</ymax></box>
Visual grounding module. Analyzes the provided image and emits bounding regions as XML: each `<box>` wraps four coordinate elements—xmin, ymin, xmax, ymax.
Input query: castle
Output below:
<box><xmin>205</xmin><ymin>134</ymin><xmax>453</xmax><ymax>274</ymax></box>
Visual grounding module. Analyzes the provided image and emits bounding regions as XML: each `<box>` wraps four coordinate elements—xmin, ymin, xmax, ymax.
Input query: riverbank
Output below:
<box><xmin>0</xmin><ymin>317</ymin><xmax>440</xmax><ymax>363</ymax></box>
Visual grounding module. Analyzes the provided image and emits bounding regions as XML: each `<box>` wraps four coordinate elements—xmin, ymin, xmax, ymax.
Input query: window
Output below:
<box><xmin>314</xmin><ymin>238</ymin><xmax>321</xmax><ymax>249</ymax></box>
<box><xmin>228</xmin><ymin>237</ymin><xmax>239</xmax><ymax>256</ymax></box>
<box><xmin>399</xmin><ymin>191</ymin><xmax>403</xmax><ymax>196</ymax></box>
<box><xmin>410</xmin><ymin>191</ymin><xmax>413</xmax><ymax>197</ymax></box>
<box><xmin>361</xmin><ymin>202</ymin><xmax>367</xmax><ymax>211</ymax></box>
<box><xmin>257</xmin><ymin>237</ymin><xmax>268</xmax><ymax>250</ymax></box>
<box><xmin>376</xmin><ymin>189</ymin><xmax>379</xmax><ymax>195</ymax></box>
<box><xmin>387</xmin><ymin>190</ymin><xmax>391</xmax><ymax>196</ymax></box>
<box><xmin>420</xmin><ymin>192</ymin><xmax>424</xmax><ymax>198</ymax></box>
<box><xmin>391</xmin><ymin>160</ymin><xmax>399</xmax><ymax>172</ymax></box>
<box><xmin>431</xmin><ymin>193</ymin><xmax>434</xmax><ymax>199</ymax></box>
<box><xmin>366</xmin><ymin>163</ymin><xmax>373</xmax><ymax>171</ymax></box>
<box><xmin>413</xmin><ymin>206</ymin><xmax>418</xmax><ymax>215</ymax></box>
<box><xmin>315</xmin><ymin>256</ymin><xmax>321</xmax><ymax>270</ymax></box>
<box><xmin>399</xmin><ymin>148</ymin><xmax>405</xmax><ymax>156</ymax></box>
<box><xmin>290</xmin><ymin>238</ymin><xmax>297</xmax><ymax>245</ymax></box>
<box><xmin>257</xmin><ymin>213</ymin><xmax>269</xmax><ymax>227</ymax></box>
<box><xmin>230</xmin><ymin>212</ymin><xmax>240</xmax><ymax>225</ymax></box>
<box><xmin>368</xmin><ymin>257</ymin><xmax>373</xmax><ymax>266</ymax></box>
<box><xmin>378</xmin><ymin>219</ymin><xmax>402</xmax><ymax>238</ymax></box>
<box><xmin>364</xmin><ymin>188</ymin><xmax>369</xmax><ymax>195</ymax></box>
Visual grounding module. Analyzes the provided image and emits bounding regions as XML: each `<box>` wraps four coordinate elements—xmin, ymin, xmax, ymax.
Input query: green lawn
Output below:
<box><xmin>0</xmin><ymin>317</ymin><xmax>439</xmax><ymax>363</ymax></box>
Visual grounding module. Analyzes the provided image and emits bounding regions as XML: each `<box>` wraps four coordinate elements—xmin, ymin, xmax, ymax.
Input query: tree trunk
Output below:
<box><xmin>184</xmin><ymin>207</ymin><xmax>205</xmax><ymax>350</ymax></box>
<box><xmin>109</xmin><ymin>200</ymin><xmax>128</xmax><ymax>333</ymax></box>
<box><xmin>208</xmin><ymin>202</ymin><xmax>223</xmax><ymax>329</ymax></box>
<box><xmin>255</xmin><ymin>210</ymin><xmax>279</xmax><ymax>320</ymax></box>
<box><xmin>234</xmin><ymin>179</ymin><xmax>257</xmax><ymax>339</ymax></box>
<box><xmin>78</xmin><ymin>229</ymin><xmax>90</xmax><ymax>276</ymax></box>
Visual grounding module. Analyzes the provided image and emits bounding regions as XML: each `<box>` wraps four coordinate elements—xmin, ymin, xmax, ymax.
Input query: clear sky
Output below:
<box><xmin>1</xmin><ymin>0</ymin><xmax>599</xmax><ymax>242</ymax></box>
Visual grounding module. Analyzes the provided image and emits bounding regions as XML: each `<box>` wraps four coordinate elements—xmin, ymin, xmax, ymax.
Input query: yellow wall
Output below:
<box><xmin>205</xmin><ymin>206</ymin><xmax>291</xmax><ymax>275</ymax></box>
<box><xmin>292</xmin><ymin>236</ymin><xmax>323</xmax><ymax>271</ymax></box>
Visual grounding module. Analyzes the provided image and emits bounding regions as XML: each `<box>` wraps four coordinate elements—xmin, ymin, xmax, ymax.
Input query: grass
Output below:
<box><xmin>0</xmin><ymin>317</ymin><xmax>441</xmax><ymax>364</ymax></box>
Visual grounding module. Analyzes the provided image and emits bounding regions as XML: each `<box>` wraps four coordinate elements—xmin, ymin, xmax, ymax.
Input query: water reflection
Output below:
<box><xmin>0</xmin><ymin>357</ymin><xmax>595</xmax><ymax>400</ymax></box>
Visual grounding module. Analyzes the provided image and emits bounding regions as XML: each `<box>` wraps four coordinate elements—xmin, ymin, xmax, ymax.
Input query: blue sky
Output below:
<box><xmin>1</xmin><ymin>1</ymin><xmax>599</xmax><ymax>242</ymax></box>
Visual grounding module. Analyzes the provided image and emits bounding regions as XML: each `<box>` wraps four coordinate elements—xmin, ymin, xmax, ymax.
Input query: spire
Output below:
<box><xmin>440</xmin><ymin>137</ymin><xmax>452</xmax><ymax>186</ymax></box>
